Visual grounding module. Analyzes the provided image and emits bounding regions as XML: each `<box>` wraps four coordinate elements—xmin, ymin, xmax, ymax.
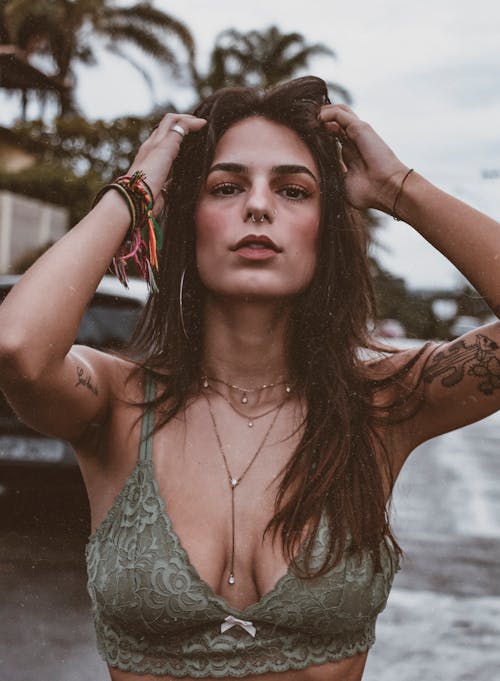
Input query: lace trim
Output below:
<box><xmin>96</xmin><ymin>619</ymin><xmax>376</xmax><ymax>678</ymax></box>
<box><xmin>86</xmin><ymin>456</ymin><xmax>396</xmax><ymax>678</ymax></box>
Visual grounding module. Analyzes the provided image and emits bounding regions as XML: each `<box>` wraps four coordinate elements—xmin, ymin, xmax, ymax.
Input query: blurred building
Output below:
<box><xmin>0</xmin><ymin>189</ymin><xmax>68</xmax><ymax>273</ymax></box>
<box><xmin>0</xmin><ymin>47</ymin><xmax>69</xmax><ymax>273</ymax></box>
<box><xmin>0</xmin><ymin>127</ymin><xmax>68</xmax><ymax>275</ymax></box>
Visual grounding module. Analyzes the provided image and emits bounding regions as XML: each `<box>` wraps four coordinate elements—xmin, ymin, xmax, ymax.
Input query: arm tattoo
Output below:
<box><xmin>75</xmin><ymin>366</ymin><xmax>99</xmax><ymax>396</ymax></box>
<box><xmin>423</xmin><ymin>334</ymin><xmax>500</xmax><ymax>395</ymax></box>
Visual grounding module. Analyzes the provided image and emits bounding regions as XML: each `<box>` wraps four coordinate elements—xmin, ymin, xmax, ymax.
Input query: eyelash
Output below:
<box><xmin>210</xmin><ymin>182</ymin><xmax>312</xmax><ymax>202</ymax></box>
<box><xmin>211</xmin><ymin>182</ymin><xmax>240</xmax><ymax>196</ymax></box>
<box><xmin>279</xmin><ymin>185</ymin><xmax>312</xmax><ymax>202</ymax></box>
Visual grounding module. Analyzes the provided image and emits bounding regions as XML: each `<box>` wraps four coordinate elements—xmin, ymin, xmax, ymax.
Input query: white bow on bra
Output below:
<box><xmin>220</xmin><ymin>615</ymin><xmax>256</xmax><ymax>638</ymax></box>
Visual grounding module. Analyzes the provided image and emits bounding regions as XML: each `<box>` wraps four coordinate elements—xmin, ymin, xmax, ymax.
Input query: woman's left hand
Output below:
<box><xmin>319</xmin><ymin>104</ymin><xmax>410</xmax><ymax>213</ymax></box>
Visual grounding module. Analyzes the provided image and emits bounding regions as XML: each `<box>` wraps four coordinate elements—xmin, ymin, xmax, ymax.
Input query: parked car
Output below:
<box><xmin>0</xmin><ymin>274</ymin><xmax>148</xmax><ymax>468</ymax></box>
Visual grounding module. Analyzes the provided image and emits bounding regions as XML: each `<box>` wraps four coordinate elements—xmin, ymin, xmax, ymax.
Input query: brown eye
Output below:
<box><xmin>211</xmin><ymin>182</ymin><xmax>241</xmax><ymax>196</ymax></box>
<box><xmin>280</xmin><ymin>185</ymin><xmax>312</xmax><ymax>201</ymax></box>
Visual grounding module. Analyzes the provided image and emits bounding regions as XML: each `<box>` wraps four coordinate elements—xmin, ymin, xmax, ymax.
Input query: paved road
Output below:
<box><xmin>1</xmin><ymin>411</ymin><xmax>499</xmax><ymax>681</ymax></box>
<box><xmin>366</xmin><ymin>409</ymin><xmax>500</xmax><ymax>681</ymax></box>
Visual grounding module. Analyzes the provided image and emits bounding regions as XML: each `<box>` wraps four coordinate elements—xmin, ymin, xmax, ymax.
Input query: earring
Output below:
<box><xmin>179</xmin><ymin>267</ymin><xmax>189</xmax><ymax>341</ymax></box>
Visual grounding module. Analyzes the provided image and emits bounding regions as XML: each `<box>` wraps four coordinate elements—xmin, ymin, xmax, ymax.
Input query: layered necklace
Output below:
<box><xmin>201</xmin><ymin>374</ymin><xmax>292</xmax><ymax>428</ymax></box>
<box><xmin>201</xmin><ymin>374</ymin><xmax>292</xmax><ymax>585</ymax></box>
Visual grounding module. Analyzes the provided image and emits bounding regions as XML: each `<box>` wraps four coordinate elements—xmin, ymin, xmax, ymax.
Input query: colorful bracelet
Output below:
<box><xmin>92</xmin><ymin>170</ymin><xmax>163</xmax><ymax>292</ymax></box>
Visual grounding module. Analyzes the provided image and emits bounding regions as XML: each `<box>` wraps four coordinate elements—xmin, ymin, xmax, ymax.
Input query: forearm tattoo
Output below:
<box><xmin>75</xmin><ymin>366</ymin><xmax>99</xmax><ymax>396</ymax></box>
<box><xmin>423</xmin><ymin>334</ymin><xmax>500</xmax><ymax>395</ymax></box>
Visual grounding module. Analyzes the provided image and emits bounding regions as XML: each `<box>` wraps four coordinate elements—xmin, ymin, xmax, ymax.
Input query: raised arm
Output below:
<box><xmin>319</xmin><ymin>104</ymin><xmax>500</xmax><ymax>444</ymax></box>
<box><xmin>0</xmin><ymin>113</ymin><xmax>206</xmax><ymax>444</ymax></box>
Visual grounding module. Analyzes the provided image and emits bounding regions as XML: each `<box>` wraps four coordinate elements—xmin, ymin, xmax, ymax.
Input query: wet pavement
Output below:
<box><xmin>1</xmin><ymin>411</ymin><xmax>499</xmax><ymax>681</ymax></box>
<box><xmin>366</xmin><ymin>409</ymin><xmax>500</xmax><ymax>681</ymax></box>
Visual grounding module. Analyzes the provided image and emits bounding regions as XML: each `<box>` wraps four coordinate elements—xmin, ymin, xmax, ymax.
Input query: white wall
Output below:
<box><xmin>0</xmin><ymin>191</ymin><xmax>68</xmax><ymax>273</ymax></box>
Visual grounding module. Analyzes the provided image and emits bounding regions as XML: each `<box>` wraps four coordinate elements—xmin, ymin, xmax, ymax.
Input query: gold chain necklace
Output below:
<box><xmin>202</xmin><ymin>382</ymin><xmax>288</xmax><ymax>428</ymax></box>
<box><xmin>201</xmin><ymin>373</ymin><xmax>291</xmax><ymax>404</ymax></box>
<box><xmin>202</xmin><ymin>391</ymin><xmax>284</xmax><ymax>586</ymax></box>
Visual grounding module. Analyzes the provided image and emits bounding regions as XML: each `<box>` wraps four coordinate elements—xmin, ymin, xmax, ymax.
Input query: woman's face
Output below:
<box><xmin>195</xmin><ymin>116</ymin><xmax>321</xmax><ymax>302</ymax></box>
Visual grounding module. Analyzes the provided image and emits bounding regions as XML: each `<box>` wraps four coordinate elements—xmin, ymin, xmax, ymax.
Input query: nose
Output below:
<box><xmin>243</xmin><ymin>182</ymin><xmax>275</xmax><ymax>225</ymax></box>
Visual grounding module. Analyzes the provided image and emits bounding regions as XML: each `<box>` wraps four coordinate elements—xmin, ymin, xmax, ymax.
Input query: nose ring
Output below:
<box><xmin>250</xmin><ymin>213</ymin><xmax>265</xmax><ymax>223</ymax></box>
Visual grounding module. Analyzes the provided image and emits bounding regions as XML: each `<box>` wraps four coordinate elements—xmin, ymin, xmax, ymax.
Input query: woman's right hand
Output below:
<box><xmin>127</xmin><ymin>113</ymin><xmax>207</xmax><ymax>201</ymax></box>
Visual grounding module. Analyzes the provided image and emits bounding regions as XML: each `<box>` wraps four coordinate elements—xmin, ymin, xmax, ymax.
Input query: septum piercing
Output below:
<box><xmin>250</xmin><ymin>214</ymin><xmax>265</xmax><ymax>223</ymax></box>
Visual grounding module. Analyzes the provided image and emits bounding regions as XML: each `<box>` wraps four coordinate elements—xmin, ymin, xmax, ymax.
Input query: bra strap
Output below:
<box><xmin>139</xmin><ymin>373</ymin><xmax>155</xmax><ymax>464</ymax></box>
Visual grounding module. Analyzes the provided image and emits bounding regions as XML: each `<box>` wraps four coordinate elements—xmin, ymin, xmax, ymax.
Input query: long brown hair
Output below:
<box><xmin>128</xmin><ymin>76</ymin><xmax>424</xmax><ymax>576</ymax></box>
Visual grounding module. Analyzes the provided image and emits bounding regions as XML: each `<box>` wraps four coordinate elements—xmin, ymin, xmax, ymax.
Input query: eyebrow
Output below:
<box><xmin>207</xmin><ymin>162</ymin><xmax>318</xmax><ymax>182</ymax></box>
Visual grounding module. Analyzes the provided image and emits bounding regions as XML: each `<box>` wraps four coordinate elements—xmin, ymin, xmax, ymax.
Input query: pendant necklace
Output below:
<box><xmin>202</xmin><ymin>373</ymin><xmax>291</xmax><ymax>405</ymax></box>
<box><xmin>202</xmin><ymin>380</ymin><xmax>290</xmax><ymax>428</ymax></box>
<box><xmin>202</xmin><ymin>391</ymin><xmax>285</xmax><ymax>586</ymax></box>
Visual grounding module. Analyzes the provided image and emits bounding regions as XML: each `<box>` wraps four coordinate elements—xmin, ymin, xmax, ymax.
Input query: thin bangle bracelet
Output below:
<box><xmin>392</xmin><ymin>168</ymin><xmax>414</xmax><ymax>221</ymax></box>
<box><xmin>91</xmin><ymin>183</ymin><xmax>137</xmax><ymax>233</ymax></box>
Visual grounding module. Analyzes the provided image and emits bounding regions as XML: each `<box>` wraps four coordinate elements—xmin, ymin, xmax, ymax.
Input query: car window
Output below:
<box><xmin>0</xmin><ymin>285</ymin><xmax>143</xmax><ymax>352</ymax></box>
<box><xmin>0</xmin><ymin>283</ymin><xmax>144</xmax><ymax>464</ymax></box>
<box><xmin>76</xmin><ymin>294</ymin><xmax>143</xmax><ymax>350</ymax></box>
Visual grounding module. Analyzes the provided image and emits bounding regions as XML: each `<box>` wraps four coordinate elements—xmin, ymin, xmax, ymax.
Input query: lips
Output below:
<box><xmin>230</xmin><ymin>234</ymin><xmax>282</xmax><ymax>252</ymax></box>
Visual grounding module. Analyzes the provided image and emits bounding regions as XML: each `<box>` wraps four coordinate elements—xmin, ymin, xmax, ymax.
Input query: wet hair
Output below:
<box><xmin>128</xmin><ymin>76</ymin><xmax>421</xmax><ymax>576</ymax></box>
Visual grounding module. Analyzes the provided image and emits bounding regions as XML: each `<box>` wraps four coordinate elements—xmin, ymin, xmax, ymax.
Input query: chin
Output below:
<box><xmin>208</xmin><ymin>282</ymin><xmax>307</xmax><ymax>304</ymax></box>
<box><xmin>199</xmin><ymin>270</ymin><xmax>313</xmax><ymax>303</ymax></box>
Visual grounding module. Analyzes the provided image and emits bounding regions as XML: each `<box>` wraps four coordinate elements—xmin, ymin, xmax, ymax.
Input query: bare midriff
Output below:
<box><xmin>108</xmin><ymin>652</ymin><xmax>368</xmax><ymax>681</ymax></box>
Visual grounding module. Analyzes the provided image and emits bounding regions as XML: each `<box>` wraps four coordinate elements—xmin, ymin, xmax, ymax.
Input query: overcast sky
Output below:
<box><xmin>2</xmin><ymin>0</ymin><xmax>499</xmax><ymax>290</ymax></box>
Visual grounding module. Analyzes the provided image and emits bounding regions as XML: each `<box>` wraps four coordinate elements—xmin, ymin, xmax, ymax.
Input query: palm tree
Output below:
<box><xmin>194</xmin><ymin>25</ymin><xmax>351</xmax><ymax>103</ymax></box>
<box><xmin>1</xmin><ymin>0</ymin><xmax>195</xmax><ymax>115</ymax></box>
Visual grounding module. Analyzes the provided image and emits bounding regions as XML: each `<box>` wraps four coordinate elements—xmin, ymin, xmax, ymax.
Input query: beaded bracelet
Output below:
<box><xmin>91</xmin><ymin>170</ymin><xmax>163</xmax><ymax>292</ymax></box>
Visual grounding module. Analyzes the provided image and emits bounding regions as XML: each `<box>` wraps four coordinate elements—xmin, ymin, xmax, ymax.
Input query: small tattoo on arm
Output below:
<box><xmin>423</xmin><ymin>334</ymin><xmax>500</xmax><ymax>396</ymax></box>
<box><xmin>75</xmin><ymin>366</ymin><xmax>99</xmax><ymax>396</ymax></box>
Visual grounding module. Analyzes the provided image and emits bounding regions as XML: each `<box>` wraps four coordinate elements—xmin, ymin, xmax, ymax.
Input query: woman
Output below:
<box><xmin>0</xmin><ymin>76</ymin><xmax>498</xmax><ymax>680</ymax></box>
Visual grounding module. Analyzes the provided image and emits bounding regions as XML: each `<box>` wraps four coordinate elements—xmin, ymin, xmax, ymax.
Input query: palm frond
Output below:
<box><xmin>324</xmin><ymin>80</ymin><xmax>352</xmax><ymax>104</ymax></box>
<box><xmin>279</xmin><ymin>45</ymin><xmax>336</xmax><ymax>74</ymax></box>
<box><xmin>97</xmin><ymin>23</ymin><xmax>179</xmax><ymax>73</ymax></box>
<box><xmin>103</xmin><ymin>4</ymin><xmax>195</xmax><ymax>58</ymax></box>
<box><xmin>215</xmin><ymin>28</ymin><xmax>249</xmax><ymax>51</ymax></box>
<box><xmin>208</xmin><ymin>25</ymin><xmax>342</xmax><ymax>93</ymax></box>
<box><xmin>74</xmin><ymin>42</ymin><xmax>98</xmax><ymax>67</ymax></box>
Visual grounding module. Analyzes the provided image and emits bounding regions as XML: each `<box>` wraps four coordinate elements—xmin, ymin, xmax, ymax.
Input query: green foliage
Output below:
<box><xmin>454</xmin><ymin>284</ymin><xmax>491</xmax><ymax>318</ymax></box>
<box><xmin>372</xmin><ymin>266</ymin><xmax>494</xmax><ymax>339</ymax></box>
<box><xmin>0</xmin><ymin>108</ymin><xmax>174</xmax><ymax>222</ymax></box>
<box><xmin>372</xmin><ymin>264</ymin><xmax>439</xmax><ymax>337</ymax></box>
<box><xmin>1</xmin><ymin>0</ymin><xmax>195</xmax><ymax>116</ymax></box>
<box><xmin>11</xmin><ymin>110</ymin><xmax>167</xmax><ymax>181</ymax></box>
<box><xmin>0</xmin><ymin>164</ymin><xmax>100</xmax><ymax>224</ymax></box>
<box><xmin>3</xmin><ymin>14</ymin><xmax>434</xmax><ymax>334</ymax></box>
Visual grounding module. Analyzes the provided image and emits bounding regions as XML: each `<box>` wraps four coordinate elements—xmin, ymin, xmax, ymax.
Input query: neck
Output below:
<box><xmin>202</xmin><ymin>295</ymin><xmax>291</xmax><ymax>388</ymax></box>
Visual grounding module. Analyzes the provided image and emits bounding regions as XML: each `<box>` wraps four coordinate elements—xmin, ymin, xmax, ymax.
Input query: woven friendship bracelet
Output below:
<box><xmin>91</xmin><ymin>170</ymin><xmax>163</xmax><ymax>292</ymax></box>
<box><xmin>91</xmin><ymin>183</ymin><xmax>137</xmax><ymax>233</ymax></box>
